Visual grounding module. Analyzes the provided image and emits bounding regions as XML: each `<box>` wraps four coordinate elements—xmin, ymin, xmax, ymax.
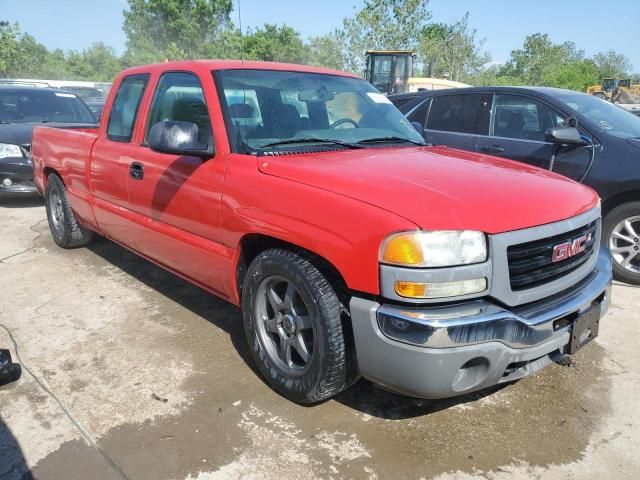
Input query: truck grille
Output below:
<box><xmin>507</xmin><ymin>220</ymin><xmax>598</xmax><ymax>291</ymax></box>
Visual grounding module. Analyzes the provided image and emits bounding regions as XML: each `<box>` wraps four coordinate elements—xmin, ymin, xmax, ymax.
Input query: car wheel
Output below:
<box><xmin>45</xmin><ymin>174</ymin><xmax>94</xmax><ymax>248</ymax></box>
<box><xmin>604</xmin><ymin>202</ymin><xmax>640</xmax><ymax>285</ymax></box>
<box><xmin>242</xmin><ymin>248</ymin><xmax>352</xmax><ymax>404</ymax></box>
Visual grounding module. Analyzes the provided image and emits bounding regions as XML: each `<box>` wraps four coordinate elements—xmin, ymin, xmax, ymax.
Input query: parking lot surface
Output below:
<box><xmin>1</xmin><ymin>198</ymin><xmax>639</xmax><ymax>480</ymax></box>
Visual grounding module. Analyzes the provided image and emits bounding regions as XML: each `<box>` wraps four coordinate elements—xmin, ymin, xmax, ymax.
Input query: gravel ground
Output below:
<box><xmin>1</xmin><ymin>197</ymin><xmax>638</xmax><ymax>480</ymax></box>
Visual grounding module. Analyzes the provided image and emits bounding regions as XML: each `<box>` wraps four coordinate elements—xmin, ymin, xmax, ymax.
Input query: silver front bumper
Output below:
<box><xmin>350</xmin><ymin>250</ymin><xmax>612</xmax><ymax>399</ymax></box>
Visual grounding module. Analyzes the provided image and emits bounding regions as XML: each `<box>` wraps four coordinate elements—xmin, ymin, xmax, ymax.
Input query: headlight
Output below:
<box><xmin>380</xmin><ymin>230</ymin><xmax>487</xmax><ymax>268</ymax></box>
<box><xmin>0</xmin><ymin>143</ymin><xmax>23</xmax><ymax>159</ymax></box>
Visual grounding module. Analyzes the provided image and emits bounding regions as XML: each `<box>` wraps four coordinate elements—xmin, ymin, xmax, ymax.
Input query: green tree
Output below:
<box><xmin>498</xmin><ymin>33</ymin><xmax>598</xmax><ymax>90</ymax></box>
<box><xmin>242</xmin><ymin>24</ymin><xmax>308</xmax><ymax>64</ymax></box>
<box><xmin>306</xmin><ymin>31</ymin><xmax>347</xmax><ymax>70</ymax></box>
<box><xmin>66</xmin><ymin>43</ymin><xmax>122</xmax><ymax>81</ymax></box>
<box><xmin>12</xmin><ymin>33</ymin><xmax>58</xmax><ymax>78</ymax></box>
<box><xmin>203</xmin><ymin>26</ymin><xmax>243</xmax><ymax>59</ymax></box>
<box><xmin>593</xmin><ymin>50</ymin><xmax>632</xmax><ymax>80</ymax></box>
<box><xmin>341</xmin><ymin>0</ymin><xmax>432</xmax><ymax>72</ymax></box>
<box><xmin>0</xmin><ymin>21</ymin><xmax>20</xmax><ymax>76</ymax></box>
<box><xmin>122</xmin><ymin>0</ymin><xmax>233</xmax><ymax>63</ymax></box>
<box><xmin>419</xmin><ymin>13</ymin><xmax>489</xmax><ymax>82</ymax></box>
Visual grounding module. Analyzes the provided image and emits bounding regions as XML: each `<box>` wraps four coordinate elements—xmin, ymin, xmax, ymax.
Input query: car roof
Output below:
<box><xmin>0</xmin><ymin>85</ymin><xmax>79</xmax><ymax>95</ymax></box>
<box><xmin>389</xmin><ymin>86</ymin><xmax>582</xmax><ymax>101</ymax></box>
<box><xmin>119</xmin><ymin>59</ymin><xmax>360</xmax><ymax>80</ymax></box>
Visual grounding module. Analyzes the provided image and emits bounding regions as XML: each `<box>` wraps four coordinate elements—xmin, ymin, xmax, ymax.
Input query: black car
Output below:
<box><xmin>0</xmin><ymin>86</ymin><xmax>97</xmax><ymax>196</ymax></box>
<box><xmin>83</xmin><ymin>98</ymin><xmax>105</xmax><ymax>119</ymax></box>
<box><xmin>391</xmin><ymin>86</ymin><xmax>640</xmax><ymax>285</ymax></box>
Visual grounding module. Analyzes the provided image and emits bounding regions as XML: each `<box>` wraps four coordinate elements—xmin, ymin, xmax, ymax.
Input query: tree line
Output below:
<box><xmin>1</xmin><ymin>0</ymin><xmax>637</xmax><ymax>91</ymax></box>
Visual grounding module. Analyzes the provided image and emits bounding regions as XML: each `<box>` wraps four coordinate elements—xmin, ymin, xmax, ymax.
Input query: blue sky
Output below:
<box><xmin>3</xmin><ymin>0</ymin><xmax>639</xmax><ymax>70</ymax></box>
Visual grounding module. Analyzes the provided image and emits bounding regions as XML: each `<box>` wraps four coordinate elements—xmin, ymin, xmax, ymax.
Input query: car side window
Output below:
<box><xmin>145</xmin><ymin>72</ymin><xmax>213</xmax><ymax>147</ymax></box>
<box><xmin>107</xmin><ymin>74</ymin><xmax>149</xmax><ymax>142</ymax></box>
<box><xmin>491</xmin><ymin>94</ymin><xmax>566</xmax><ymax>142</ymax></box>
<box><xmin>425</xmin><ymin>94</ymin><xmax>484</xmax><ymax>134</ymax></box>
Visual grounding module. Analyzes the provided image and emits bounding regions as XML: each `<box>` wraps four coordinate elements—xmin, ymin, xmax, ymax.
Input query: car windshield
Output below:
<box><xmin>215</xmin><ymin>69</ymin><xmax>425</xmax><ymax>153</ymax></box>
<box><xmin>0</xmin><ymin>89</ymin><xmax>97</xmax><ymax>124</ymax></box>
<box><xmin>556</xmin><ymin>92</ymin><xmax>640</xmax><ymax>140</ymax></box>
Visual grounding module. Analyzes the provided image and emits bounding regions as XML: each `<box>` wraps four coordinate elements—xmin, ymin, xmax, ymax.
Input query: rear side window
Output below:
<box><xmin>107</xmin><ymin>74</ymin><xmax>149</xmax><ymax>142</ymax></box>
<box><xmin>145</xmin><ymin>72</ymin><xmax>213</xmax><ymax>147</ymax></box>
<box><xmin>426</xmin><ymin>94</ymin><xmax>484</xmax><ymax>134</ymax></box>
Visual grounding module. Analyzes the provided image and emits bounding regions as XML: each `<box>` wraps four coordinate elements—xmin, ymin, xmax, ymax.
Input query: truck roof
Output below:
<box><xmin>119</xmin><ymin>60</ymin><xmax>359</xmax><ymax>79</ymax></box>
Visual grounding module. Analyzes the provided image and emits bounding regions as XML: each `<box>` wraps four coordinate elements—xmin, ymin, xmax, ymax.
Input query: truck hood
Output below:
<box><xmin>257</xmin><ymin>146</ymin><xmax>599</xmax><ymax>234</ymax></box>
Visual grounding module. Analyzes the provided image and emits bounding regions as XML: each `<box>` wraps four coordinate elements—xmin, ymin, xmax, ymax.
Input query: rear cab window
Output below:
<box><xmin>107</xmin><ymin>74</ymin><xmax>149</xmax><ymax>142</ymax></box>
<box><xmin>426</xmin><ymin>94</ymin><xmax>489</xmax><ymax>135</ymax></box>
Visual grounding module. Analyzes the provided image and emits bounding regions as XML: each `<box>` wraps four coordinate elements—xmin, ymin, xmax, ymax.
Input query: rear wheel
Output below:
<box><xmin>242</xmin><ymin>248</ymin><xmax>352</xmax><ymax>403</ymax></box>
<box><xmin>604</xmin><ymin>202</ymin><xmax>640</xmax><ymax>285</ymax></box>
<box><xmin>45</xmin><ymin>174</ymin><xmax>93</xmax><ymax>248</ymax></box>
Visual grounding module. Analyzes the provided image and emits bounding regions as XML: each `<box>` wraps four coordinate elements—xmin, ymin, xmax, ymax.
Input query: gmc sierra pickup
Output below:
<box><xmin>32</xmin><ymin>61</ymin><xmax>612</xmax><ymax>404</ymax></box>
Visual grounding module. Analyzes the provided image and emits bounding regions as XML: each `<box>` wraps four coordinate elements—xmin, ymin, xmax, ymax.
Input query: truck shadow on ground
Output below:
<box><xmin>335</xmin><ymin>379</ymin><xmax>509</xmax><ymax>420</ymax></box>
<box><xmin>85</xmin><ymin>236</ymin><xmax>257</xmax><ymax>375</ymax></box>
<box><xmin>86</xmin><ymin>235</ymin><xmax>513</xmax><ymax>420</ymax></box>
<box><xmin>0</xmin><ymin>417</ymin><xmax>33</xmax><ymax>479</ymax></box>
<box><xmin>0</xmin><ymin>197</ymin><xmax>44</xmax><ymax>209</ymax></box>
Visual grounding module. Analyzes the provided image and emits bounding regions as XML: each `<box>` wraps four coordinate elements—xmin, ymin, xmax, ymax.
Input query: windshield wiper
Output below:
<box><xmin>259</xmin><ymin>137</ymin><xmax>364</xmax><ymax>150</ymax></box>
<box><xmin>356</xmin><ymin>136</ymin><xmax>426</xmax><ymax>146</ymax></box>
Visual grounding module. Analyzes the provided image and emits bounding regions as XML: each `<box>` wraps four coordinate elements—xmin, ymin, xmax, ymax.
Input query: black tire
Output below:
<box><xmin>603</xmin><ymin>202</ymin><xmax>640</xmax><ymax>285</ymax></box>
<box><xmin>242</xmin><ymin>248</ymin><xmax>352</xmax><ymax>404</ymax></box>
<box><xmin>45</xmin><ymin>174</ymin><xmax>94</xmax><ymax>248</ymax></box>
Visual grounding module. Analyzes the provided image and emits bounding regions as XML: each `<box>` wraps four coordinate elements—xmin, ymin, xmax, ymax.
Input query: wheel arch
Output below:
<box><xmin>235</xmin><ymin>233</ymin><xmax>350</xmax><ymax>306</ymax></box>
<box><xmin>602</xmin><ymin>190</ymin><xmax>640</xmax><ymax>217</ymax></box>
<box><xmin>43</xmin><ymin>167</ymin><xmax>63</xmax><ymax>187</ymax></box>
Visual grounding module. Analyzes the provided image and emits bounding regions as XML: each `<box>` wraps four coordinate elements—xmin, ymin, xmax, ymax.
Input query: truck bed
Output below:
<box><xmin>32</xmin><ymin>124</ymin><xmax>99</xmax><ymax>223</ymax></box>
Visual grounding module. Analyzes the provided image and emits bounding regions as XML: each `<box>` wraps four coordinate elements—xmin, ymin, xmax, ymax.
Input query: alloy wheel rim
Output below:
<box><xmin>254</xmin><ymin>275</ymin><xmax>315</xmax><ymax>376</ymax></box>
<box><xmin>609</xmin><ymin>215</ymin><xmax>640</xmax><ymax>274</ymax></box>
<box><xmin>49</xmin><ymin>189</ymin><xmax>64</xmax><ymax>236</ymax></box>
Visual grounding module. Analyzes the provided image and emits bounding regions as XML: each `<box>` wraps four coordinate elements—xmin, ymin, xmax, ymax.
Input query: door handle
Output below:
<box><xmin>480</xmin><ymin>145</ymin><xmax>505</xmax><ymax>154</ymax></box>
<box><xmin>129</xmin><ymin>162</ymin><xmax>144</xmax><ymax>180</ymax></box>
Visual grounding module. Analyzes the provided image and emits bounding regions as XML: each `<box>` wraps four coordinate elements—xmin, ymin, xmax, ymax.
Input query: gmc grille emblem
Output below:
<box><xmin>552</xmin><ymin>234</ymin><xmax>590</xmax><ymax>263</ymax></box>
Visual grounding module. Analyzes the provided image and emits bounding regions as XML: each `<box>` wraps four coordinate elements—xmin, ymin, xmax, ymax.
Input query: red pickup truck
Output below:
<box><xmin>32</xmin><ymin>61</ymin><xmax>612</xmax><ymax>404</ymax></box>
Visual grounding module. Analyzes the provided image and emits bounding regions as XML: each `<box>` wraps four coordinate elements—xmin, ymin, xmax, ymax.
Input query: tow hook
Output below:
<box><xmin>0</xmin><ymin>349</ymin><xmax>21</xmax><ymax>386</ymax></box>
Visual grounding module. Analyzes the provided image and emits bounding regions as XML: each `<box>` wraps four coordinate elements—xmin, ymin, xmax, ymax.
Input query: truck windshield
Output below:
<box><xmin>215</xmin><ymin>69</ymin><xmax>425</xmax><ymax>153</ymax></box>
<box><xmin>556</xmin><ymin>92</ymin><xmax>640</xmax><ymax>140</ymax></box>
<box><xmin>0</xmin><ymin>89</ymin><xmax>96</xmax><ymax>124</ymax></box>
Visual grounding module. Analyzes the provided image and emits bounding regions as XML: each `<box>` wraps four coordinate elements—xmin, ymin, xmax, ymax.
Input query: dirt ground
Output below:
<box><xmin>0</xmin><ymin>196</ymin><xmax>638</xmax><ymax>480</ymax></box>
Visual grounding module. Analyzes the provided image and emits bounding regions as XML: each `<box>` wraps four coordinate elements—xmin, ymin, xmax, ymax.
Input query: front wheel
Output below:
<box><xmin>604</xmin><ymin>202</ymin><xmax>640</xmax><ymax>285</ymax></box>
<box><xmin>242</xmin><ymin>248</ymin><xmax>352</xmax><ymax>403</ymax></box>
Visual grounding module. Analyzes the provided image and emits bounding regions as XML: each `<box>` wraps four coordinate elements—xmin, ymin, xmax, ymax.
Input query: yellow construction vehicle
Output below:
<box><xmin>364</xmin><ymin>50</ymin><xmax>469</xmax><ymax>95</ymax></box>
<box><xmin>586</xmin><ymin>79</ymin><xmax>640</xmax><ymax>104</ymax></box>
<box><xmin>614</xmin><ymin>80</ymin><xmax>640</xmax><ymax>104</ymax></box>
<box><xmin>586</xmin><ymin>78</ymin><xmax>620</xmax><ymax>101</ymax></box>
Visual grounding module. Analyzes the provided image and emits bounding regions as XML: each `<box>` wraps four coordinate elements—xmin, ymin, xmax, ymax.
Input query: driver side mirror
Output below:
<box><xmin>148</xmin><ymin>120</ymin><xmax>214</xmax><ymax>159</ymax></box>
<box><xmin>545</xmin><ymin>126</ymin><xmax>589</xmax><ymax>146</ymax></box>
